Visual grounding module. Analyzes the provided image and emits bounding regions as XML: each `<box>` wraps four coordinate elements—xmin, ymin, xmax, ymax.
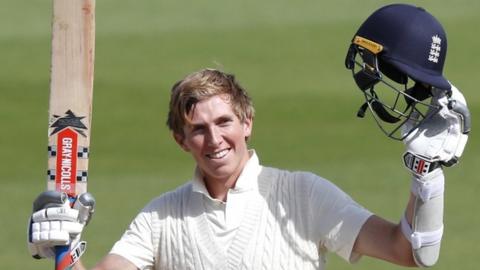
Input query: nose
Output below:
<box><xmin>207</xmin><ymin>126</ymin><xmax>222</xmax><ymax>147</ymax></box>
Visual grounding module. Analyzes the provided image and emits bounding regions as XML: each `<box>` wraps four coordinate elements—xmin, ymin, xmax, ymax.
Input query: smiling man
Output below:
<box><xmin>93</xmin><ymin>68</ymin><xmax>415</xmax><ymax>269</ymax></box>
<box><xmin>29</xmin><ymin>65</ymin><xmax>469</xmax><ymax>269</ymax></box>
<box><xmin>170</xmin><ymin>81</ymin><xmax>253</xmax><ymax>201</ymax></box>
<box><xmin>29</xmin><ymin>5</ymin><xmax>470</xmax><ymax>267</ymax></box>
<box><xmin>113</xmin><ymin>68</ymin><xmax>377</xmax><ymax>269</ymax></box>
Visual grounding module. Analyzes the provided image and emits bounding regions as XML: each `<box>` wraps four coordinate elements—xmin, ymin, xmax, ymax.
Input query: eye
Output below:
<box><xmin>217</xmin><ymin>117</ymin><xmax>233</xmax><ymax>127</ymax></box>
<box><xmin>189</xmin><ymin>124</ymin><xmax>205</xmax><ymax>135</ymax></box>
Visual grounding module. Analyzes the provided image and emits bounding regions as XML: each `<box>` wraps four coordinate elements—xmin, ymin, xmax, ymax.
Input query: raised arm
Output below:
<box><xmin>354</xmin><ymin>85</ymin><xmax>470</xmax><ymax>267</ymax></box>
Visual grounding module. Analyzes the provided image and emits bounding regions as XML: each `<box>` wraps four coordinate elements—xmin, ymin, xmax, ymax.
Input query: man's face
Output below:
<box><xmin>175</xmin><ymin>94</ymin><xmax>252</xmax><ymax>187</ymax></box>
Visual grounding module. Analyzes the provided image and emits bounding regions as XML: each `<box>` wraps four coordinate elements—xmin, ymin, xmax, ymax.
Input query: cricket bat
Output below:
<box><xmin>47</xmin><ymin>0</ymin><xmax>95</xmax><ymax>269</ymax></box>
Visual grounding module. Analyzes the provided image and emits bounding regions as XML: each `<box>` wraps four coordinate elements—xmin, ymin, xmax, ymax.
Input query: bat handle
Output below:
<box><xmin>55</xmin><ymin>245</ymin><xmax>72</xmax><ymax>270</ymax></box>
<box><xmin>54</xmin><ymin>193</ymin><xmax>95</xmax><ymax>270</ymax></box>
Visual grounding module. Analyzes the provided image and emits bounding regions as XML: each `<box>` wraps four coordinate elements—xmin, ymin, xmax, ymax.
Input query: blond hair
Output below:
<box><xmin>167</xmin><ymin>69</ymin><xmax>254</xmax><ymax>135</ymax></box>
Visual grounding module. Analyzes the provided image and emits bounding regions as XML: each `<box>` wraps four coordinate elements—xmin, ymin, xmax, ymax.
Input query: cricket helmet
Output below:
<box><xmin>345</xmin><ymin>4</ymin><xmax>450</xmax><ymax>140</ymax></box>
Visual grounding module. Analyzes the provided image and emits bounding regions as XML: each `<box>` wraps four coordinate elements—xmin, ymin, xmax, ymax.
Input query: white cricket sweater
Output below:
<box><xmin>111</xmin><ymin>153</ymin><xmax>372</xmax><ymax>269</ymax></box>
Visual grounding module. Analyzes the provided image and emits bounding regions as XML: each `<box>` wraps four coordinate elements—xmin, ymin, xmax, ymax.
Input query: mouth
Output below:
<box><xmin>206</xmin><ymin>148</ymin><xmax>230</xmax><ymax>159</ymax></box>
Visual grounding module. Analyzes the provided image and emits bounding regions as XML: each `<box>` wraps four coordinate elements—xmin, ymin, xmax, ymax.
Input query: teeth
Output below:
<box><xmin>207</xmin><ymin>149</ymin><xmax>229</xmax><ymax>159</ymax></box>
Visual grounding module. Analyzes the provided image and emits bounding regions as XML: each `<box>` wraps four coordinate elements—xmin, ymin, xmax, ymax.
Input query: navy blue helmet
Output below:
<box><xmin>345</xmin><ymin>4</ymin><xmax>450</xmax><ymax>140</ymax></box>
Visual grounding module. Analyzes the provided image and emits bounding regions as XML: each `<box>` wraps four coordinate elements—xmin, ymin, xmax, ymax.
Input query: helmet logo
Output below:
<box><xmin>428</xmin><ymin>35</ymin><xmax>442</xmax><ymax>63</ymax></box>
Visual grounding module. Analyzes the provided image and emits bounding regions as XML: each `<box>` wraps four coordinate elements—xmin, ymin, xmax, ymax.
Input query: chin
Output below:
<box><xmin>206</xmin><ymin>166</ymin><xmax>236</xmax><ymax>181</ymax></box>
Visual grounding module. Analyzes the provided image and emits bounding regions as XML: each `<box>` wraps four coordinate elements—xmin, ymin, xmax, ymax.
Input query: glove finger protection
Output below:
<box><xmin>403</xmin><ymin>85</ymin><xmax>469</xmax><ymax>169</ymax></box>
<box><xmin>28</xmin><ymin>191</ymin><xmax>95</xmax><ymax>261</ymax></box>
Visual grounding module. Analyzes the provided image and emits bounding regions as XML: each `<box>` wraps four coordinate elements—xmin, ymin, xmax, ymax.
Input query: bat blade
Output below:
<box><xmin>47</xmin><ymin>0</ymin><xmax>95</xmax><ymax>196</ymax></box>
<box><xmin>46</xmin><ymin>0</ymin><xmax>95</xmax><ymax>269</ymax></box>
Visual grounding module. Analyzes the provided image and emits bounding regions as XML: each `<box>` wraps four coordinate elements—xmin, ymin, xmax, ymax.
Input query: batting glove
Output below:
<box><xmin>402</xmin><ymin>84</ymin><xmax>470</xmax><ymax>177</ymax></box>
<box><xmin>28</xmin><ymin>191</ymin><xmax>95</xmax><ymax>264</ymax></box>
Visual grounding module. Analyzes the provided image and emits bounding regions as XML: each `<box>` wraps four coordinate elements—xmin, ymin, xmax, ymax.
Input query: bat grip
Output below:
<box><xmin>53</xmin><ymin>193</ymin><xmax>94</xmax><ymax>270</ymax></box>
<box><xmin>54</xmin><ymin>194</ymin><xmax>75</xmax><ymax>270</ymax></box>
<box><xmin>55</xmin><ymin>245</ymin><xmax>71</xmax><ymax>270</ymax></box>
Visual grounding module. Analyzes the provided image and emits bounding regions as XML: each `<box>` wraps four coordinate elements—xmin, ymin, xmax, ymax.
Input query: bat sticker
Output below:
<box><xmin>49</xmin><ymin>110</ymin><xmax>88</xmax><ymax>137</ymax></box>
<box><xmin>55</xmin><ymin>128</ymin><xmax>79</xmax><ymax>195</ymax></box>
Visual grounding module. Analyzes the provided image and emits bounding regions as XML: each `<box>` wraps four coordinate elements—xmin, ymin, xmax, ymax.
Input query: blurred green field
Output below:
<box><xmin>1</xmin><ymin>0</ymin><xmax>478</xmax><ymax>269</ymax></box>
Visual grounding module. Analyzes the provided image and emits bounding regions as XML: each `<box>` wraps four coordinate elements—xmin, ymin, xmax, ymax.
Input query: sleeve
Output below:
<box><xmin>307</xmin><ymin>173</ymin><xmax>373</xmax><ymax>263</ymax></box>
<box><xmin>109</xmin><ymin>207</ymin><xmax>155</xmax><ymax>270</ymax></box>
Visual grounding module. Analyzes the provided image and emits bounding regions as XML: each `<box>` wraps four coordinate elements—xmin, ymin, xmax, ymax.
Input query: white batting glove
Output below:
<box><xmin>28</xmin><ymin>191</ymin><xmax>95</xmax><ymax>261</ymax></box>
<box><xmin>402</xmin><ymin>84</ymin><xmax>470</xmax><ymax>177</ymax></box>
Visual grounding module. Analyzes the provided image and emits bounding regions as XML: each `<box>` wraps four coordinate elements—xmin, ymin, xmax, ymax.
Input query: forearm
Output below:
<box><xmin>394</xmin><ymin>192</ymin><xmax>417</xmax><ymax>265</ymax></box>
<box><xmin>353</xmin><ymin>187</ymin><xmax>433</xmax><ymax>267</ymax></box>
<box><xmin>400</xmin><ymin>169</ymin><xmax>445</xmax><ymax>267</ymax></box>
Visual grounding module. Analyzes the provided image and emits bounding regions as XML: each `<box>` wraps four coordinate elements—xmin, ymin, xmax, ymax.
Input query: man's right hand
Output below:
<box><xmin>28</xmin><ymin>191</ymin><xmax>95</xmax><ymax>261</ymax></box>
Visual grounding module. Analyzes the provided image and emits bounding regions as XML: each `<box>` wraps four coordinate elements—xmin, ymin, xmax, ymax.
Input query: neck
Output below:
<box><xmin>203</xmin><ymin>153</ymin><xmax>250</xmax><ymax>202</ymax></box>
<box><xmin>205</xmin><ymin>180</ymin><xmax>236</xmax><ymax>202</ymax></box>
<box><xmin>204</xmin><ymin>172</ymin><xmax>239</xmax><ymax>202</ymax></box>
<box><xmin>200</xmin><ymin>150</ymin><xmax>252</xmax><ymax>202</ymax></box>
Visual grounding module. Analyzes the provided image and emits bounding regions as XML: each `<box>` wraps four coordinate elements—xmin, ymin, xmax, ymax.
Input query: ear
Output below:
<box><xmin>243</xmin><ymin>117</ymin><xmax>253</xmax><ymax>139</ymax></box>
<box><xmin>173</xmin><ymin>132</ymin><xmax>190</xmax><ymax>152</ymax></box>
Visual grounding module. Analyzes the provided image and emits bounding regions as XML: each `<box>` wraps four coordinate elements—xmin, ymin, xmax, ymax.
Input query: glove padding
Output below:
<box><xmin>28</xmin><ymin>191</ymin><xmax>95</xmax><ymax>260</ymax></box>
<box><xmin>403</xmin><ymin>84</ymin><xmax>470</xmax><ymax>174</ymax></box>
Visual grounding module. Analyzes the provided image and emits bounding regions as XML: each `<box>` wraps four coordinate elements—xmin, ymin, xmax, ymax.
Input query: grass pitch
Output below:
<box><xmin>1</xmin><ymin>1</ymin><xmax>478</xmax><ymax>269</ymax></box>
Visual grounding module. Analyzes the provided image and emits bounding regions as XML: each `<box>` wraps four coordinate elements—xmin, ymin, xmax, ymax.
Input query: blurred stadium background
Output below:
<box><xmin>1</xmin><ymin>0</ymin><xmax>478</xmax><ymax>269</ymax></box>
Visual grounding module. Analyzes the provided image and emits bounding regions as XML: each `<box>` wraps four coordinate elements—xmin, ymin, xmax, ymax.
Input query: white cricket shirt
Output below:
<box><xmin>110</xmin><ymin>151</ymin><xmax>372</xmax><ymax>269</ymax></box>
<box><xmin>190</xmin><ymin>151</ymin><xmax>262</xmax><ymax>251</ymax></box>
